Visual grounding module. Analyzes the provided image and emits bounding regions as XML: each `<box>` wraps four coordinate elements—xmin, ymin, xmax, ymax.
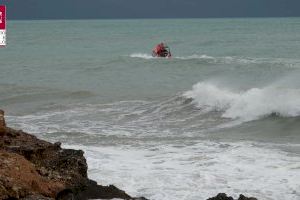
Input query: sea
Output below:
<box><xmin>1</xmin><ymin>18</ymin><xmax>300</xmax><ymax>200</ymax></box>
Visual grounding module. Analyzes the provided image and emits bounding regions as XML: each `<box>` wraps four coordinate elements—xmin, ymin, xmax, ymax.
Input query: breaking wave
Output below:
<box><xmin>184</xmin><ymin>82</ymin><xmax>300</xmax><ymax>122</ymax></box>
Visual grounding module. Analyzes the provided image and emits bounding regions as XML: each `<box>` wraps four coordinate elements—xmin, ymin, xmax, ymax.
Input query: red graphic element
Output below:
<box><xmin>0</xmin><ymin>5</ymin><xmax>6</xmax><ymax>30</ymax></box>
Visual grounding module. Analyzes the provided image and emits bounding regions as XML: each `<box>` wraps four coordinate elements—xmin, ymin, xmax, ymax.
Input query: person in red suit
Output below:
<box><xmin>152</xmin><ymin>42</ymin><xmax>171</xmax><ymax>57</ymax></box>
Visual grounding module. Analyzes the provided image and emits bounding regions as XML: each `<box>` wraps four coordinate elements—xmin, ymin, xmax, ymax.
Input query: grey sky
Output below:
<box><xmin>1</xmin><ymin>0</ymin><xmax>300</xmax><ymax>19</ymax></box>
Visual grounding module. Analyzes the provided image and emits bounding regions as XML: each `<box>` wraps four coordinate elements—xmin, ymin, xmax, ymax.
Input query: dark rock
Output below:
<box><xmin>54</xmin><ymin>142</ymin><xmax>62</xmax><ymax>148</ymax></box>
<box><xmin>75</xmin><ymin>180</ymin><xmax>132</xmax><ymax>200</ymax></box>
<box><xmin>0</xmin><ymin>109</ymin><xmax>6</xmax><ymax>135</ymax></box>
<box><xmin>207</xmin><ymin>193</ymin><xmax>258</xmax><ymax>200</ymax></box>
<box><xmin>56</xmin><ymin>189</ymin><xmax>74</xmax><ymax>200</ymax></box>
<box><xmin>238</xmin><ymin>194</ymin><xmax>258</xmax><ymax>200</ymax></box>
<box><xmin>207</xmin><ymin>193</ymin><xmax>234</xmax><ymax>200</ymax></box>
<box><xmin>0</xmin><ymin>110</ymin><xmax>6</xmax><ymax>127</ymax></box>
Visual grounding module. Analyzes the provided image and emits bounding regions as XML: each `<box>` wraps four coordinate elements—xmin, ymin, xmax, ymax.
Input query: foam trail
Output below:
<box><xmin>129</xmin><ymin>53</ymin><xmax>300</xmax><ymax>68</ymax></box>
<box><xmin>175</xmin><ymin>55</ymin><xmax>300</xmax><ymax>67</ymax></box>
<box><xmin>175</xmin><ymin>54</ymin><xmax>216</xmax><ymax>60</ymax></box>
<box><xmin>130</xmin><ymin>53</ymin><xmax>154</xmax><ymax>59</ymax></box>
<box><xmin>184</xmin><ymin>82</ymin><xmax>300</xmax><ymax>122</ymax></box>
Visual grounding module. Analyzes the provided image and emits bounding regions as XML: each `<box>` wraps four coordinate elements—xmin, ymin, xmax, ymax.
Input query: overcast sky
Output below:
<box><xmin>1</xmin><ymin>0</ymin><xmax>300</xmax><ymax>20</ymax></box>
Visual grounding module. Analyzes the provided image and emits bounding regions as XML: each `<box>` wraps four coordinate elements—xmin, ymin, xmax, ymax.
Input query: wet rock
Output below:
<box><xmin>0</xmin><ymin>110</ymin><xmax>6</xmax><ymax>135</ymax></box>
<box><xmin>132</xmin><ymin>197</ymin><xmax>149</xmax><ymax>200</ymax></box>
<box><xmin>0</xmin><ymin>110</ymin><xmax>147</xmax><ymax>200</ymax></box>
<box><xmin>207</xmin><ymin>193</ymin><xmax>234</xmax><ymax>200</ymax></box>
<box><xmin>56</xmin><ymin>181</ymin><xmax>141</xmax><ymax>200</ymax></box>
<box><xmin>238</xmin><ymin>194</ymin><xmax>258</xmax><ymax>200</ymax></box>
<box><xmin>207</xmin><ymin>193</ymin><xmax>258</xmax><ymax>200</ymax></box>
<box><xmin>75</xmin><ymin>180</ymin><xmax>132</xmax><ymax>200</ymax></box>
<box><xmin>0</xmin><ymin>110</ymin><xmax>5</xmax><ymax>127</ymax></box>
<box><xmin>56</xmin><ymin>189</ymin><xmax>74</xmax><ymax>200</ymax></box>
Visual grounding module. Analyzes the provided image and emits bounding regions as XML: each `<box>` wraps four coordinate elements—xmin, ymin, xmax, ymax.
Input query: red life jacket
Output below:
<box><xmin>155</xmin><ymin>45</ymin><xmax>161</xmax><ymax>53</ymax></box>
<box><xmin>156</xmin><ymin>44</ymin><xmax>165</xmax><ymax>54</ymax></box>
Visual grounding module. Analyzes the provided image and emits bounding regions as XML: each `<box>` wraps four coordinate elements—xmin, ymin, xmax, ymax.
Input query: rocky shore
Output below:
<box><xmin>0</xmin><ymin>110</ymin><xmax>257</xmax><ymax>200</ymax></box>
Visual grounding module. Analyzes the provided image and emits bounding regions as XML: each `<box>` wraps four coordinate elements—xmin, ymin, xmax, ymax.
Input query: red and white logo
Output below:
<box><xmin>0</xmin><ymin>5</ymin><xmax>6</xmax><ymax>46</ymax></box>
<box><xmin>0</xmin><ymin>6</ymin><xmax>5</xmax><ymax>30</ymax></box>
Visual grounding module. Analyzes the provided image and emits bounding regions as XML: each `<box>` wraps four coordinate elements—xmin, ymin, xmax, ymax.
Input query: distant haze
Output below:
<box><xmin>1</xmin><ymin>0</ymin><xmax>300</xmax><ymax>19</ymax></box>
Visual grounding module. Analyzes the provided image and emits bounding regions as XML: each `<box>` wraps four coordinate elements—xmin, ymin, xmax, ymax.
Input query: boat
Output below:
<box><xmin>152</xmin><ymin>43</ymin><xmax>172</xmax><ymax>58</ymax></box>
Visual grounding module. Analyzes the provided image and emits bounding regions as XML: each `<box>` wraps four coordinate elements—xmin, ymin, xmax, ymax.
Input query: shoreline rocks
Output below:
<box><xmin>0</xmin><ymin>109</ymin><xmax>257</xmax><ymax>200</ymax></box>
<box><xmin>207</xmin><ymin>193</ymin><xmax>257</xmax><ymax>200</ymax></box>
<box><xmin>0</xmin><ymin>109</ymin><xmax>144</xmax><ymax>200</ymax></box>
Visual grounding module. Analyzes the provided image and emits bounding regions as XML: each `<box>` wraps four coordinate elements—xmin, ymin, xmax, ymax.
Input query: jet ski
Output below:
<box><xmin>152</xmin><ymin>43</ymin><xmax>172</xmax><ymax>58</ymax></box>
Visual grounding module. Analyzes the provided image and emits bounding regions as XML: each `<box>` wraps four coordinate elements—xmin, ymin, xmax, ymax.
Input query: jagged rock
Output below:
<box><xmin>238</xmin><ymin>194</ymin><xmax>258</xmax><ymax>200</ymax></box>
<box><xmin>56</xmin><ymin>181</ymin><xmax>140</xmax><ymax>200</ymax></box>
<box><xmin>207</xmin><ymin>193</ymin><xmax>258</xmax><ymax>200</ymax></box>
<box><xmin>0</xmin><ymin>110</ymin><xmax>147</xmax><ymax>200</ymax></box>
<box><xmin>0</xmin><ymin>110</ymin><xmax>5</xmax><ymax>127</ymax></box>
<box><xmin>0</xmin><ymin>150</ymin><xmax>64</xmax><ymax>199</ymax></box>
<box><xmin>56</xmin><ymin>189</ymin><xmax>74</xmax><ymax>200</ymax></box>
<box><xmin>0</xmin><ymin>110</ymin><xmax>6</xmax><ymax>135</ymax></box>
<box><xmin>0</xmin><ymin>128</ymin><xmax>88</xmax><ymax>189</ymax></box>
<box><xmin>75</xmin><ymin>180</ymin><xmax>132</xmax><ymax>200</ymax></box>
<box><xmin>207</xmin><ymin>193</ymin><xmax>234</xmax><ymax>200</ymax></box>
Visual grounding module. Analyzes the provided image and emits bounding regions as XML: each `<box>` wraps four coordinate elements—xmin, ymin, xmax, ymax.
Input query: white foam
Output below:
<box><xmin>129</xmin><ymin>53</ymin><xmax>154</xmax><ymax>59</ymax></box>
<box><xmin>184</xmin><ymin>82</ymin><xmax>300</xmax><ymax>122</ymax></box>
<box><xmin>5</xmin><ymin>101</ymin><xmax>157</xmax><ymax>137</ymax></box>
<box><xmin>6</xmin><ymin>97</ymin><xmax>300</xmax><ymax>200</ymax></box>
<box><xmin>175</xmin><ymin>54</ymin><xmax>216</xmax><ymax>60</ymax></box>
<box><xmin>65</xmin><ymin>141</ymin><xmax>300</xmax><ymax>200</ymax></box>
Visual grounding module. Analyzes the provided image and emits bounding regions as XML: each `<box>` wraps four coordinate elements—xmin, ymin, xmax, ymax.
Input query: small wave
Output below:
<box><xmin>68</xmin><ymin>90</ymin><xmax>95</xmax><ymax>98</ymax></box>
<box><xmin>184</xmin><ymin>82</ymin><xmax>300</xmax><ymax>122</ymax></box>
<box><xmin>129</xmin><ymin>53</ymin><xmax>154</xmax><ymax>59</ymax></box>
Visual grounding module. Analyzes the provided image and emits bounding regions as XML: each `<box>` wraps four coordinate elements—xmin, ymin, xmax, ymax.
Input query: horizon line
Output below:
<box><xmin>7</xmin><ymin>16</ymin><xmax>300</xmax><ymax>21</ymax></box>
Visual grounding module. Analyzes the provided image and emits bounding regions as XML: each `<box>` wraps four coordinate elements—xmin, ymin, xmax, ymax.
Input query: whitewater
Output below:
<box><xmin>1</xmin><ymin>18</ymin><xmax>300</xmax><ymax>200</ymax></box>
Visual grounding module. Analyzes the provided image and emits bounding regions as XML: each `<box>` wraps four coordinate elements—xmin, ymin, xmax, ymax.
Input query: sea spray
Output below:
<box><xmin>184</xmin><ymin>82</ymin><xmax>300</xmax><ymax>121</ymax></box>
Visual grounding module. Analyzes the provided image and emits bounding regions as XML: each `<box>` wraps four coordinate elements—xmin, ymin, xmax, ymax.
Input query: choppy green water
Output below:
<box><xmin>1</xmin><ymin>18</ymin><xmax>300</xmax><ymax>200</ymax></box>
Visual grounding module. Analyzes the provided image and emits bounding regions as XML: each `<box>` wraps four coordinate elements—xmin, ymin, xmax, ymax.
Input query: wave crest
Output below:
<box><xmin>184</xmin><ymin>82</ymin><xmax>300</xmax><ymax>122</ymax></box>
